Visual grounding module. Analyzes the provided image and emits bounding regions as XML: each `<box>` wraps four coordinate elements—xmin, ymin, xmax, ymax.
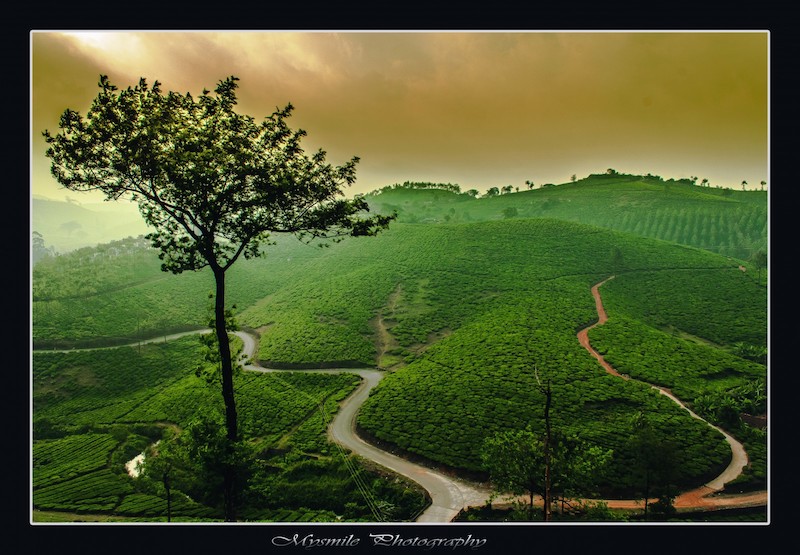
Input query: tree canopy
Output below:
<box><xmin>43</xmin><ymin>75</ymin><xmax>394</xmax><ymax>276</ymax></box>
<box><xmin>43</xmin><ymin>74</ymin><xmax>394</xmax><ymax>521</ymax></box>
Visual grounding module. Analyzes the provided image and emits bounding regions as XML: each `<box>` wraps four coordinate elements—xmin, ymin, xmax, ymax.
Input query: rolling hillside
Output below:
<box><xmin>364</xmin><ymin>173</ymin><xmax>767</xmax><ymax>260</ymax></box>
<box><xmin>31</xmin><ymin>173</ymin><xmax>769</xmax><ymax>518</ymax></box>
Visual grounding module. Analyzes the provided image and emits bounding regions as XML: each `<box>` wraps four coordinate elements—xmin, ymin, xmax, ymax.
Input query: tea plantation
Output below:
<box><xmin>33</xmin><ymin>337</ymin><xmax>427</xmax><ymax>521</ymax></box>
<box><xmin>32</xmin><ymin>174</ymin><xmax>768</xmax><ymax>519</ymax></box>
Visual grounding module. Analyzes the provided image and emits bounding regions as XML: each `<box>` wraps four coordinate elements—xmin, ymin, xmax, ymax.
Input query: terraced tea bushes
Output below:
<box><xmin>32</xmin><ymin>336</ymin><xmax>420</xmax><ymax>521</ymax></box>
<box><xmin>242</xmin><ymin>219</ymin><xmax>736</xmax><ymax>368</ymax></box>
<box><xmin>32</xmin><ymin>235</ymin><xmax>330</xmax><ymax>348</ymax></box>
<box><xmin>33</xmin><ymin>433</ymin><xmax>120</xmax><ymax>489</ymax></box>
<box><xmin>358</xmin><ymin>284</ymin><xmax>732</xmax><ymax>490</ymax></box>
<box><xmin>597</xmin><ymin>269</ymin><xmax>767</xmax><ymax>347</ymax></box>
<box><xmin>365</xmin><ymin>176</ymin><xmax>767</xmax><ymax>260</ymax></box>
<box><xmin>587</xmin><ymin>300</ymin><xmax>767</xmax><ymax>490</ymax></box>
<box><xmin>588</xmin><ymin>316</ymin><xmax>766</xmax><ymax>403</ymax></box>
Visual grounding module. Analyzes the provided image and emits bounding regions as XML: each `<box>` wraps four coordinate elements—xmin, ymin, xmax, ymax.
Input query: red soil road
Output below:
<box><xmin>577</xmin><ymin>276</ymin><xmax>628</xmax><ymax>380</ymax></box>
<box><xmin>39</xmin><ymin>278</ymin><xmax>766</xmax><ymax>522</ymax></box>
<box><xmin>576</xmin><ymin>275</ymin><xmax>767</xmax><ymax>512</ymax></box>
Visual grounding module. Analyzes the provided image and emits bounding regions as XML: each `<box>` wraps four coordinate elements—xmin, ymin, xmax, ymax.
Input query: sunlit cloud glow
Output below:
<box><xmin>31</xmin><ymin>30</ymin><xmax>769</xmax><ymax>203</ymax></box>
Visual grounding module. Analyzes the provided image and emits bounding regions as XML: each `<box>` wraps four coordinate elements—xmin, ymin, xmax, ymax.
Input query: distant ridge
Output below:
<box><xmin>31</xmin><ymin>197</ymin><xmax>149</xmax><ymax>253</ymax></box>
<box><xmin>364</xmin><ymin>173</ymin><xmax>767</xmax><ymax>260</ymax></box>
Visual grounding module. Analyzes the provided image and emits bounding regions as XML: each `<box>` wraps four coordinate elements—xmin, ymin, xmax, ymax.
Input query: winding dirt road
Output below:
<box><xmin>234</xmin><ymin>331</ymin><xmax>494</xmax><ymax>522</ymax></box>
<box><xmin>39</xmin><ymin>277</ymin><xmax>766</xmax><ymax>521</ymax></box>
<box><xmin>576</xmin><ymin>276</ymin><xmax>767</xmax><ymax>511</ymax></box>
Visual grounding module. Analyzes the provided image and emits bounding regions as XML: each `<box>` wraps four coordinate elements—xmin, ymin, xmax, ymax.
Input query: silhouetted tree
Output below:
<box><xmin>481</xmin><ymin>366</ymin><xmax>611</xmax><ymax>522</ymax></box>
<box><xmin>627</xmin><ymin>411</ymin><xmax>679</xmax><ymax>520</ymax></box>
<box><xmin>43</xmin><ymin>75</ymin><xmax>394</xmax><ymax>521</ymax></box>
<box><xmin>551</xmin><ymin>433</ymin><xmax>612</xmax><ymax>515</ymax></box>
<box><xmin>482</xmin><ymin>426</ymin><xmax>547</xmax><ymax>520</ymax></box>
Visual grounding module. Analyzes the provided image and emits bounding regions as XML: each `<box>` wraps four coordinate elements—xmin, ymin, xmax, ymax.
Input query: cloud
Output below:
<box><xmin>31</xmin><ymin>31</ymin><xmax>768</xmax><ymax>198</ymax></box>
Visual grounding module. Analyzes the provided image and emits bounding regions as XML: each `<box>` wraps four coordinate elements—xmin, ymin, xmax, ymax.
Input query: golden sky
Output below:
<box><xmin>31</xmin><ymin>31</ymin><xmax>769</xmax><ymax>202</ymax></box>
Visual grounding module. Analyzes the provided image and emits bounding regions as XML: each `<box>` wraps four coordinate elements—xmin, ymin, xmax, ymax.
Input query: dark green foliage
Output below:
<box><xmin>32</xmin><ymin>338</ymin><xmax>421</xmax><ymax>521</ymax></box>
<box><xmin>32</xmin><ymin>173</ymin><xmax>767</xmax><ymax>516</ymax></box>
<box><xmin>245</xmin><ymin>457</ymin><xmax>427</xmax><ymax>521</ymax></box>
<box><xmin>34</xmin><ymin>469</ymin><xmax>134</xmax><ymax>512</ymax></box>
<box><xmin>596</xmin><ymin>270</ymin><xmax>766</xmax><ymax>348</ymax></box>
<box><xmin>626</xmin><ymin>411</ymin><xmax>682</xmax><ymax>519</ymax></box>
<box><xmin>588</xmin><ymin>316</ymin><xmax>765</xmax><ymax>403</ymax></box>
<box><xmin>33</xmin><ymin>434</ymin><xmax>121</xmax><ymax>489</ymax></box>
<box><xmin>502</xmin><ymin>206</ymin><xmax>519</xmax><ymax>219</ymax></box>
<box><xmin>732</xmin><ymin>343</ymin><xmax>767</xmax><ymax>365</ymax></box>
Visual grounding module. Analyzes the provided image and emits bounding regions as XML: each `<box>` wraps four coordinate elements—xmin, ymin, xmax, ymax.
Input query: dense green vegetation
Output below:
<box><xmin>32</xmin><ymin>235</ymin><xmax>331</xmax><ymax>347</ymax></box>
<box><xmin>365</xmin><ymin>174</ymin><xmax>767</xmax><ymax>261</ymax></box>
<box><xmin>596</xmin><ymin>270</ymin><xmax>767</xmax><ymax>347</ymax></box>
<box><xmin>32</xmin><ymin>338</ymin><xmax>426</xmax><ymax>521</ymax></box>
<box><xmin>32</xmin><ymin>173</ymin><xmax>768</xmax><ymax>520</ymax></box>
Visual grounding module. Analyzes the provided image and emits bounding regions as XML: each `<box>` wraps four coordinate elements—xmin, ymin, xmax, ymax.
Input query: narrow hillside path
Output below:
<box><xmin>576</xmin><ymin>276</ymin><xmax>767</xmax><ymax>510</ymax></box>
<box><xmin>234</xmin><ymin>331</ymin><xmax>494</xmax><ymax>523</ymax></box>
<box><xmin>34</xmin><ymin>328</ymin><xmax>492</xmax><ymax>522</ymax></box>
<box><xmin>37</xmin><ymin>288</ymin><xmax>766</xmax><ymax>520</ymax></box>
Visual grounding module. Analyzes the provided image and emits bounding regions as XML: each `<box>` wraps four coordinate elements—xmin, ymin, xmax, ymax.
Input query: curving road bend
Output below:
<box><xmin>234</xmin><ymin>331</ymin><xmax>493</xmax><ymax>523</ymax></box>
<box><xmin>40</xmin><ymin>329</ymin><xmax>488</xmax><ymax>520</ymax></box>
<box><xmin>38</xmin><ymin>289</ymin><xmax>765</xmax><ymax>520</ymax></box>
<box><xmin>577</xmin><ymin>276</ymin><xmax>766</xmax><ymax>510</ymax></box>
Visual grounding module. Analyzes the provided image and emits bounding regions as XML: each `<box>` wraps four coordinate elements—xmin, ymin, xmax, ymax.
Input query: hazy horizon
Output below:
<box><xmin>31</xmin><ymin>31</ymin><xmax>769</xmax><ymax>204</ymax></box>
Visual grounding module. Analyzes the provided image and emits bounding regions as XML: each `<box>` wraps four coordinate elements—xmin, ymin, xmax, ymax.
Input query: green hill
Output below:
<box><xmin>32</xmin><ymin>173</ymin><xmax>768</xmax><ymax>514</ymax></box>
<box><xmin>33</xmin><ymin>216</ymin><xmax>767</xmax><ymax>493</ymax></box>
<box><xmin>364</xmin><ymin>174</ymin><xmax>767</xmax><ymax>260</ymax></box>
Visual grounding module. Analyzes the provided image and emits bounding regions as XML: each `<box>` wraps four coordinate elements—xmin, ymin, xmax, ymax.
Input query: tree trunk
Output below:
<box><xmin>543</xmin><ymin>380</ymin><xmax>552</xmax><ymax>522</ymax></box>
<box><xmin>213</xmin><ymin>267</ymin><xmax>238</xmax><ymax>522</ymax></box>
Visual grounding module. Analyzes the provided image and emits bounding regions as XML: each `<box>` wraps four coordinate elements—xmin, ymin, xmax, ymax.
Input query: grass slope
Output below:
<box><xmin>32</xmin><ymin>174</ymin><xmax>768</xmax><ymax>509</ymax></box>
<box><xmin>365</xmin><ymin>174</ymin><xmax>767</xmax><ymax>260</ymax></box>
<box><xmin>32</xmin><ymin>337</ymin><xmax>426</xmax><ymax>521</ymax></box>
